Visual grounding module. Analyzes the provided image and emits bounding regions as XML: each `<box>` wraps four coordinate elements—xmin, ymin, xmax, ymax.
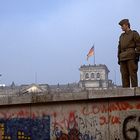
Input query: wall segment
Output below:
<box><xmin>0</xmin><ymin>88</ymin><xmax>140</xmax><ymax>140</ymax></box>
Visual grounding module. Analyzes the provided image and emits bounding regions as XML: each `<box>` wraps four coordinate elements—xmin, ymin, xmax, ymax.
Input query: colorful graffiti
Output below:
<box><xmin>0</xmin><ymin>101</ymin><xmax>140</xmax><ymax>139</ymax></box>
<box><xmin>50</xmin><ymin>101</ymin><xmax>140</xmax><ymax>139</ymax></box>
<box><xmin>0</xmin><ymin>116</ymin><xmax>50</xmax><ymax>140</ymax></box>
<box><xmin>81</xmin><ymin>102</ymin><xmax>140</xmax><ymax>126</ymax></box>
<box><xmin>51</xmin><ymin>111</ymin><xmax>103</xmax><ymax>140</ymax></box>
<box><xmin>54</xmin><ymin>127</ymin><xmax>101</xmax><ymax>140</ymax></box>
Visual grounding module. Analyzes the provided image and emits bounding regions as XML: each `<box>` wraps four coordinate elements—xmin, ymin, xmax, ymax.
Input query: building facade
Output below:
<box><xmin>79</xmin><ymin>64</ymin><xmax>114</xmax><ymax>90</ymax></box>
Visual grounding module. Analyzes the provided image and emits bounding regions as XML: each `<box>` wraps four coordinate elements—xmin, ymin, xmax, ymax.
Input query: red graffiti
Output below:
<box><xmin>16</xmin><ymin>110</ymin><xmax>30</xmax><ymax>118</ymax></box>
<box><xmin>53</xmin><ymin>112</ymin><xmax>57</xmax><ymax>118</ymax></box>
<box><xmin>82</xmin><ymin>102</ymin><xmax>136</xmax><ymax>115</ymax></box>
<box><xmin>57</xmin><ymin>133</ymin><xmax>68</xmax><ymax>140</ymax></box>
<box><xmin>136</xmin><ymin>103</ymin><xmax>140</xmax><ymax>109</ymax></box>
<box><xmin>52</xmin><ymin>111</ymin><xmax>78</xmax><ymax>131</ymax></box>
<box><xmin>0</xmin><ymin>110</ymin><xmax>30</xmax><ymax>119</ymax></box>
<box><xmin>68</xmin><ymin>112</ymin><xmax>78</xmax><ymax>129</ymax></box>
<box><xmin>100</xmin><ymin>115</ymin><xmax>121</xmax><ymax>125</ymax></box>
<box><xmin>68</xmin><ymin>128</ymin><xmax>80</xmax><ymax>140</ymax></box>
<box><xmin>56</xmin><ymin>128</ymin><xmax>80</xmax><ymax>140</ymax></box>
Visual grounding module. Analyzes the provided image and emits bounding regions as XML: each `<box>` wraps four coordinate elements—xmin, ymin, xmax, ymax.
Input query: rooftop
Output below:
<box><xmin>80</xmin><ymin>64</ymin><xmax>110</xmax><ymax>72</ymax></box>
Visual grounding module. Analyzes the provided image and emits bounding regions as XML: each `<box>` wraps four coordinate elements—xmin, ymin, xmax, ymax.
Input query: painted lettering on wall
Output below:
<box><xmin>82</xmin><ymin>102</ymin><xmax>138</xmax><ymax>116</ymax></box>
<box><xmin>0</xmin><ymin>100</ymin><xmax>139</xmax><ymax>139</ymax></box>
<box><xmin>123</xmin><ymin>115</ymin><xmax>140</xmax><ymax>140</ymax></box>
<box><xmin>52</xmin><ymin>111</ymin><xmax>103</xmax><ymax>140</ymax></box>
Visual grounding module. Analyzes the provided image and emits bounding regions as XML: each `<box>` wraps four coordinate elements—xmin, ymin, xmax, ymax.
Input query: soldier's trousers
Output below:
<box><xmin>120</xmin><ymin>60</ymin><xmax>138</xmax><ymax>87</ymax></box>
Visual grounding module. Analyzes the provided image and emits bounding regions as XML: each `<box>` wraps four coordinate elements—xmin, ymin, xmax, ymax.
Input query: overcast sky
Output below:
<box><xmin>0</xmin><ymin>0</ymin><xmax>140</xmax><ymax>86</ymax></box>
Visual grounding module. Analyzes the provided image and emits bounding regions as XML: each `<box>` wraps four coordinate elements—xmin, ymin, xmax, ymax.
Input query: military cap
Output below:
<box><xmin>119</xmin><ymin>19</ymin><xmax>130</xmax><ymax>26</ymax></box>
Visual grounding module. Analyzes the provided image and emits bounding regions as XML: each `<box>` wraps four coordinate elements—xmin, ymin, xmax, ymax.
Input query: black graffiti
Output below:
<box><xmin>78</xmin><ymin>116</ymin><xmax>98</xmax><ymax>129</ymax></box>
<box><xmin>123</xmin><ymin>115</ymin><xmax>140</xmax><ymax>140</ymax></box>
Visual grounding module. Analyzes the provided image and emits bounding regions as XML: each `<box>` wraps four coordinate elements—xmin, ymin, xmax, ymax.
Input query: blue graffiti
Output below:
<box><xmin>0</xmin><ymin>116</ymin><xmax>50</xmax><ymax>140</ymax></box>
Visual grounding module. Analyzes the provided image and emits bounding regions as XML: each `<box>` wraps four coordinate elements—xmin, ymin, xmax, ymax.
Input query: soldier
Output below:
<box><xmin>118</xmin><ymin>19</ymin><xmax>140</xmax><ymax>87</ymax></box>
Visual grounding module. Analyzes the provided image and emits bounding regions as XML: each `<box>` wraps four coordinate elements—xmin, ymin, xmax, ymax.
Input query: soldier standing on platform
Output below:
<box><xmin>118</xmin><ymin>19</ymin><xmax>140</xmax><ymax>87</ymax></box>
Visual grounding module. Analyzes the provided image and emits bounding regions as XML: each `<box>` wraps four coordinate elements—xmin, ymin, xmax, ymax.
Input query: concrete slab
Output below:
<box><xmin>135</xmin><ymin>87</ymin><xmax>140</xmax><ymax>96</ymax></box>
<box><xmin>108</xmin><ymin>99</ymin><xmax>140</xmax><ymax>140</ymax></box>
<box><xmin>0</xmin><ymin>88</ymin><xmax>137</xmax><ymax>105</ymax></box>
<box><xmin>0</xmin><ymin>96</ymin><xmax>9</xmax><ymax>105</ymax></box>
<box><xmin>8</xmin><ymin>95</ymin><xmax>32</xmax><ymax>105</ymax></box>
<box><xmin>0</xmin><ymin>89</ymin><xmax>140</xmax><ymax>139</ymax></box>
<box><xmin>52</xmin><ymin>92</ymin><xmax>74</xmax><ymax>101</ymax></box>
<box><xmin>88</xmin><ymin>88</ymin><xmax>135</xmax><ymax>99</ymax></box>
<box><xmin>31</xmin><ymin>94</ymin><xmax>53</xmax><ymax>103</ymax></box>
<box><xmin>52</xmin><ymin>91</ymin><xmax>88</xmax><ymax>102</ymax></box>
<box><xmin>71</xmin><ymin>91</ymin><xmax>88</xmax><ymax>100</ymax></box>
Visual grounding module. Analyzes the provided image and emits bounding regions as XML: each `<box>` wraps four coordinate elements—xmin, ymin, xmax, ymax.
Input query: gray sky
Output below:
<box><xmin>0</xmin><ymin>0</ymin><xmax>140</xmax><ymax>85</ymax></box>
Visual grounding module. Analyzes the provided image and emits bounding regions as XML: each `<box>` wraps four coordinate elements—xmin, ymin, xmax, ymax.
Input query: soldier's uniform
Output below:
<box><xmin>118</xmin><ymin>19</ymin><xmax>140</xmax><ymax>87</ymax></box>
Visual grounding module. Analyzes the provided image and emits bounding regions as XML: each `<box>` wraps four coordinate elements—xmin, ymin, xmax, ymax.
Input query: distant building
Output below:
<box><xmin>49</xmin><ymin>83</ymin><xmax>81</xmax><ymax>93</ymax></box>
<box><xmin>79</xmin><ymin>64</ymin><xmax>114</xmax><ymax>90</ymax></box>
<box><xmin>0</xmin><ymin>64</ymin><xmax>115</xmax><ymax>97</ymax></box>
<box><xmin>20</xmin><ymin>84</ymin><xmax>49</xmax><ymax>94</ymax></box>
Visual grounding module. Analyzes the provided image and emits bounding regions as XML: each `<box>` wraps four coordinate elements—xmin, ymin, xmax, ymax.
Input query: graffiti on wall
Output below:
<box><xmin>123</xmin><ymin>115</ymin><xmax>140</xmax><ymax>140</ymax></box>
<box><xmin>0</xmin><ymin>116</ymin><xmax>50</xmax><ymax>140</ymax></box>
<box><xmin>0</xmin><ymin>101</ymin><xmax>140</xmax><ymax>140</ymax></box>
<box><xmin>50</xmin><ymin>101</ymin><xmax>140</xmax><ymax>140</ymax></box>
<box><xmin>82</xmin><ymin>102</ymin><xmax>140</xmax><ymax>126</ymax></box>
<box><xmin>51</xmin><ymin>111</ymin><xmax>103</xmax><ymax>140</ymax></box>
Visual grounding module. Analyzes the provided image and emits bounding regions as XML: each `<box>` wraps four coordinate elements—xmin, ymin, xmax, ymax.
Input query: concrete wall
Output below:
<box><xmin>0</xmin><ymin>88</ymin><xmax>140</xmax><ymax>140</ymax></box>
